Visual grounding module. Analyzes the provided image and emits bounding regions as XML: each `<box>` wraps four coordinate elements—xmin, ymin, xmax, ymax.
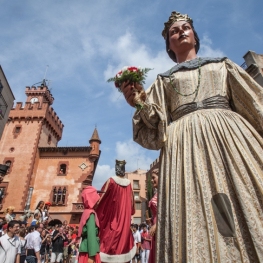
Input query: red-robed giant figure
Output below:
<box><xmin>96</xmin><ymin>160</ymin><xmax>136</xmax><ymax>263</ymax></box>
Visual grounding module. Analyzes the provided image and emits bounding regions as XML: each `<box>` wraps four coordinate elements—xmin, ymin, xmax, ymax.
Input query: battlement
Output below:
<box><xmin>9</xmin><ymin>101</ymin><xmax>64</xmax><ymax>140</ymax></box>
<box><xmin>25</xmin><ymin>85</ymin><xmax>54</xmax><ymax>105</ymax></box>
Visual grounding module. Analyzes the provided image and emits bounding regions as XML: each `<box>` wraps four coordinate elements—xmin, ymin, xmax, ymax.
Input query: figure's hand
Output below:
<box><xmin>149</xmin><ymin>224</ymin><xmax>156</xmax><ymax>236</ymax></box>
<box><xmin>120</xmin><ymin>81</ymin><xmax>146</xmax><ymax>107</ymax></box>
<box><xmin>145</xmin><ymin>218</ymin><xmax>151</xmax><ymax>225</ymax></box>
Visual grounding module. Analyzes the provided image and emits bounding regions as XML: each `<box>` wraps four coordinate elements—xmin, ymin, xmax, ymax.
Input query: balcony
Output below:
<box><xmin>240</xmin><ymin>62</ymin><xmax>247</xmax><ymax>70</ymax></box>
<box><xmin>72</xmin><ymin>202</ymin><xmax>84</xmax><ymax>213</ymax></box>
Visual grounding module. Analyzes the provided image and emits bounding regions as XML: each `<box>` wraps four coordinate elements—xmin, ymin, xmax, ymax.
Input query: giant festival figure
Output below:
<box><xmin>78</xmin><ymin>186</ymin><xmax>101</xmax><ymax>263</ymax></box>
<box><xmin>96</xmin><ymin>160</ymin><xmax>136</xmax><ymax>263</ymax></box>
<box><xmin>120</xmin><ymin>10</ymin><xmax>263</xmax><ymax>263</ymax></box>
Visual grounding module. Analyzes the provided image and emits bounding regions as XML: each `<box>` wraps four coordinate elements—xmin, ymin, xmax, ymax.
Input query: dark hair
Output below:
<box><xmin>35</xmin><ymin>201</ymin><xmax>44</xmax><ymax>210</ymax></box>
<box><xmin>165</xmin><ymin>25</ymin><xmax>200</xmax><ymax>63</ymax></box>
<box><xmin>28</xmin><ymin>225</ymin><xmax>35</xmax><ymax>233</ymax></box>
<box><xmin>35</xmin><ymin>223</ymin><xmax>43</xmax><ymax>229</ymax></box>
<box><xmin>133</xmin><ymin>224</ymin><xmax>138</xmax><ymax>230</ymax></box>
<box><xmin>19</xmin><ymin>228</ymin><xmax>26</xmax><ymax>238</ymax></box>
<box><xmin>7</xmin><ymin>220</ymin><xmax>20</xmax><ymax>231</ymax></box>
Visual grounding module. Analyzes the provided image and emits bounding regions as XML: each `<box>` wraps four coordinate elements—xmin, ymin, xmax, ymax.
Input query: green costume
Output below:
<box><xmin>79</xmin><ymin>213</ymin><xmax>100</xmax><ymax>256</ymax></box>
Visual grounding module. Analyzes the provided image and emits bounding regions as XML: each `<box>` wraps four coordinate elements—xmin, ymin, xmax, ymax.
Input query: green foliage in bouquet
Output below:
<box><xmin>107</xmin><ymin>66</ymin><xmax>153</xmax><ymax>92</ymax></box>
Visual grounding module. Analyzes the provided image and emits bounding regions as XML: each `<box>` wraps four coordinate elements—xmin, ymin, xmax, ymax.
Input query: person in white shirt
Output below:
<box><xmin>132</xmin><ymin>224</ymin><xmax>141</xmax><ymax>263</ymax></box>
<box><xmin>0</xmin><ymin>220</ymin><xmax>21</xmax><ymax>263</ymax></box>
<box><xmin>25</xmin><ymin>223</ymin><xmax>43</xmax><ymax>263</ymax></box>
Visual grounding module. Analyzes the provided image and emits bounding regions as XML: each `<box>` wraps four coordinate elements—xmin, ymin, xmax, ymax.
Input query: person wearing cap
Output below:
<box><xmin>78</xmin><ymin>186</ymin><xmax>101</xmax><ymax>263</ymax></box>
<box><xmin>120</xmin><ymin>10</ymin><xmax>263</xmax><ymax>263</ymax></box>
<box><xmin>96</xmin><ymin>160</ymin><xmax>136</xmax><ymax>263</ymax></box>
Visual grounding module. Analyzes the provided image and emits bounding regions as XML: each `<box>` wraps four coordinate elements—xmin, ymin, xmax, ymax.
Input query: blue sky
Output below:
<box><xmin>0</xmin><ymin>0</ymin><xmax>262</xmax><ymax>189</ymax></box>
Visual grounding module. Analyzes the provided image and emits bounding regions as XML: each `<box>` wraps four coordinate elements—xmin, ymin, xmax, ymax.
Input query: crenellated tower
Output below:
<box><xmin>0</xmin><ymin>84</ymin><xmax>64</xmax><ymax>211</ymax></box>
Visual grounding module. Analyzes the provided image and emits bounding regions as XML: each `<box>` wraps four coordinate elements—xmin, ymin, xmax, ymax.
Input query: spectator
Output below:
<box><xmin>51</xmin><ymin>225</ymin><xmax>59</xmax><ymax>235</ymax></box>
<box><xmin>25</xmin><ymin>223</ymin><xmax>43</xmax><ymax>263</ymax></box>
<box><xmin>140</xmin><ymin>224</ymin><xmax>151</xmax><ymax>263</ymax></box>
<box><xmin>19</xmin><ymin>227</ymin><xmax>27</xmax><ymax>263</ymax></box>
<box><xmin>62</xmin><ymin>220</ymin><xmax>68</xmax><ymax>228</ymax></box>
<box><xmin>31</xmin><ymin>213</ymin><xmax>41</xmax><ymax>226</ymax></box>
<box><xmin>132</xmin><ymin>224</ymin><xmax>141</xmax><ymax>263</ymax></box>
<box><xmin>40</xmin><ymin>229</ymin><xmax>50</xmax><ymax>263</ymax></box>
<box><xmin>43</xmin><ymin>202</ymin><xmax>51</xmax><ymax>220</ymax></box>
<box><xmin>0</xmin><ymin>217</ymin><xmax>5</xmax><ymax>236</ymax></box>
<box><xmin>20</xmin><ymin>221</ymin><xmax>27</xmax><ymax>229</ymax></box>
<box><xmin>34</xmin><ymin>201</ymin><xmax>45</xmax><ymax>223</ymax></box>
<box><xmin>4</xmin><ymin>206</ymin><xmax>15</xmax><ymax>223</ymax></box>
<box><xmin>51</xmin><ymin>226</ymin><xmax>67</xmax><ymax>263</ymax></box>
<box><xmin>0</xmin><ymin>220</ymin><xmax>21</xmax><ymax>263</ymax></box>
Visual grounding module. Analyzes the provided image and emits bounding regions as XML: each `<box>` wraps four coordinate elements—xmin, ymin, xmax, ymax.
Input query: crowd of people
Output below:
<box><xmin>0</xmin><ymin>164</ymin><xmax>158</xmax><ymax>263</ymax></box>
<box><xmin>0</xmin><ymin>202</ymin><xmax>81</xmax><ymax>263</ymax></box>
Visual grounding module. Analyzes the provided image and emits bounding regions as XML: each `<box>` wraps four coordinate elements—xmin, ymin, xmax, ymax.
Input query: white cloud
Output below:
<box><xmin>199</xmin><ymin>35</ymin><xmax>225</xmax><ymax>58</ymax></box>
<box><xmin>103</xmin><ymin>31</ymin><xmax>174</xmax><ymax>102</ymax></box>
<box><xmin>92</xmin><ymin>164</ymin><xmax>114</xmax><ymax>190</ymax></box>
<box><xmin>93</xmin><ymin>138</ymin><xmax>158</xmax><ymax>189</ymax></box>
<box><xmin>115</xmin><ymin>139</ymin><xmax>154</xmax><ymax>172</ymax></box>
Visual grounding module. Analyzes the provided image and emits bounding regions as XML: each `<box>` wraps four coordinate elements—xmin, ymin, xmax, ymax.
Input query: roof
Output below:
<box><xmin>89</xmin><ymin>128</ymin><xmax>101</xmax><ymax>144</ymax></box>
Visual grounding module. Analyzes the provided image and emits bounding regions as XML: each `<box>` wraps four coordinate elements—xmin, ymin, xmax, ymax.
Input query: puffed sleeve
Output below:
<box><xmin>133</xmin><ymin>75</ymin><xmax>170</xmax><ymax>150</ymax></box>
<box><xmin>226</xmin><ymin>58</ymin><xmax>263</xmax><ymax>137</ymax></box>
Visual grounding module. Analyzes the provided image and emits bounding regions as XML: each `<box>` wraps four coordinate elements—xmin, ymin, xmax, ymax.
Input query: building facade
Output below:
<box><xmin>241</xmin><ymin>50</ymin><xmax>263</xmax><ymax>86</ymax></box>
<box><xmin>0</xmin><ymin>83</ymin><xmax>101</xmax><ymax>224</ymax></box>
<box><xmin>0</xmin><ymin>66</ymin><xmax>15</xmax><ymax>140</ymax></box>
<box><xmin>126</xmin><ymin>169</ymin><xmax>147</xmax><ymax>224</ymax></box>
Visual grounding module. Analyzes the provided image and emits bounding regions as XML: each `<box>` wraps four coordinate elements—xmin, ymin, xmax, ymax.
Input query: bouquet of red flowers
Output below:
<box><xmin>107</xmin><ymin>66</ymin><xmax>152</xmax><ymax>92</ymax></box>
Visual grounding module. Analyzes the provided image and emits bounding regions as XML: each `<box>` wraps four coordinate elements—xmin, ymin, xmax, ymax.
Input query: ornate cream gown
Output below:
<box><xmin>133</xmin><ymin>57</ymin><xmax>263</xmax><ymax>263</ymax></box>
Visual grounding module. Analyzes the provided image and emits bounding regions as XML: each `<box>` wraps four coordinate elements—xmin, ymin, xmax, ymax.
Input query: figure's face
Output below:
<box><xmin>151</xmin><ymin>173</ymin><xmax>159</xmax><ymax>188</ymax></box>
<box><xmin>168</xmin><ymin>21</ymin><xmax>195</xmax><ymax>55</ymax></box>
<box><xmin>115</xmin><ymin>163</ymin><xmax>125</xmax><ymax>177</ymax></box>
<box><xmin>39</xmin><ymin>202</ymin><xmax>44</xmax><ymax>209</ymax></box>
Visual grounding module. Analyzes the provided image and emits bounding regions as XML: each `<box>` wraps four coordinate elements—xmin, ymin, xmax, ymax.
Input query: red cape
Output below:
<box><xmin>96</xmin><ymin>176</ymin><xmax>136</xmax><ymax>262</ymax></box>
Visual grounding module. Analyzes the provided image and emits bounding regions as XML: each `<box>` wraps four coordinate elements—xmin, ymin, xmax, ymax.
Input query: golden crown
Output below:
<box><xmin>116</xmin><ymin>160</ymin><xmax>126</xmax><ymax>165</ymax></box>
<box><xmin>162</xmin><ymin>11</ymin><xmax>193</xmax><ymax>39</ymax></box>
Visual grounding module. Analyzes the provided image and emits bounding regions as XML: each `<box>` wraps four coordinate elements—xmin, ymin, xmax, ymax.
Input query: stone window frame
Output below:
<box><xmin>2</xmin><ymin>157</ymin><xmax>14</xmax><ymax>174</ymax></box>
<box><xmin>13</xmin><ymin>125</ymin><xmax>22</xmax><ymax>138</ymax></box>
<box><xmin>133</xmin><ymin>180</ymin><xmax>140</xmax><ymax>190</ymax></box>
<box><xmin>135</xmin><ymin>202</ymin><xmax>141</xmax><ymax>210</ymax></box>
<box><xmin>50</xmin><ymin>185</ymin><xmax>68</xmax><ymax>206</ymax></box>
<box><xmin>134</xmin><ymin>191</ymin><xmax>140</xmax><ymax>202</ymax></box>
<box><xmin>57</xmin><ymin>161</ymin><xmax>69</xmax><ymax>176</ymax></box>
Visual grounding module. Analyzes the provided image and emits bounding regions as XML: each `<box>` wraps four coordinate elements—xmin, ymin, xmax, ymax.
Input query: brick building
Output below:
<box><xmin>0</xmin><ymin>83</ymin><xmax>101</xmax><ymax>224</ymax></box>
<box><xmin>125</xmin><ymin>169</ymin><xmax>147</xmax><ymax>224</ymax></box>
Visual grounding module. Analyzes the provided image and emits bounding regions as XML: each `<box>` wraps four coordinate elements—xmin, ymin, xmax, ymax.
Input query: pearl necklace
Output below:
<box><xmin>168</xmin><ymin>57</ymin><xmax>202</xmax><ymax>100</ymax></box>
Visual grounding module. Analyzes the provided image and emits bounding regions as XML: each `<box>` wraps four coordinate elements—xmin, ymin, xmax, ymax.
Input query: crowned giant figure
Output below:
<box><xmin>96</xmin><ymin>160</ymin><xmax>136</xmax><ymax>263</ymax></box>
